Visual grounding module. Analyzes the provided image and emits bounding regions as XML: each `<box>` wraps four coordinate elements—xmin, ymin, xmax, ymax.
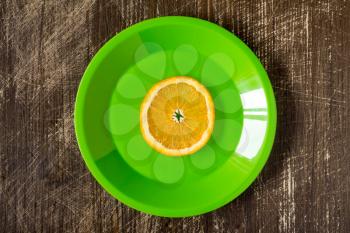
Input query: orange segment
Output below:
<box><xmin>140</xmin><ymin>77</ymin><xmax>215</xmax><ymax>156</ymax></box>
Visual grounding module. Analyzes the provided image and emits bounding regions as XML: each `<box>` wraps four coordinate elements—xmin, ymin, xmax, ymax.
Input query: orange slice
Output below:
<box><xmin>140</xmin><ymin>77</ymin><xmax>215</xmax><ymax>156</ymax></box>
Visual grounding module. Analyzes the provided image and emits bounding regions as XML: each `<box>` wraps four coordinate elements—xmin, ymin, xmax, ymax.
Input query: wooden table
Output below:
<box><xmin>1</xmin><ymin>0</ymin><xmax>349</xmax><ymax>232</ymax></box>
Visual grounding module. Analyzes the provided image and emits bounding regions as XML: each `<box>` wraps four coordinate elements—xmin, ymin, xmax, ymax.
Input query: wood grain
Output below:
<box><xmin>1</xmin><ymin>0</ymin><xmax>349</xmax><ymax>232</ymax></box>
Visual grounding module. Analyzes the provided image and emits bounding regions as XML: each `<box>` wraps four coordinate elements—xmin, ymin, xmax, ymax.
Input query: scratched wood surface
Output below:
<box><xmin>1</xmin><ymin>0</ymin><xmax>350</xmax><ymax>232</ymax></box>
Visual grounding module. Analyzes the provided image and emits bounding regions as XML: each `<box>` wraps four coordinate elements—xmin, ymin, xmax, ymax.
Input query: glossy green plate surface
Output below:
<box><xmin>74</xmin><ymin>16</ymin><xmax>276</xmax><ymax>217</ymax></box>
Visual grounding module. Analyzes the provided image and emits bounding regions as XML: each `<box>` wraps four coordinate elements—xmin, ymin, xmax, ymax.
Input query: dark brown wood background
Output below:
<box><xmin>1</xmin><ymin>0</ymin><xmax>349</xmax><ymax>232</ymax></box>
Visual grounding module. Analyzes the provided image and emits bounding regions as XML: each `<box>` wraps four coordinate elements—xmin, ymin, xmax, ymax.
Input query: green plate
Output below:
<box><xmin>74</xmin><ymin>16</ymin><xmax>276</xmax><ymax>217</ymax></box>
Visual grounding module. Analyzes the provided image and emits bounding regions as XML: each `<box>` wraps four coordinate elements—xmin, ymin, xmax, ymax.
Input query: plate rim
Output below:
<box><xmin>74</xmin><ymin>16</ymin><xmax>277</xmax><ymax>217</ymax></box>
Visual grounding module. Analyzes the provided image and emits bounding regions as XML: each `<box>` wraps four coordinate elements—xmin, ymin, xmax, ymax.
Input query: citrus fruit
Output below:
<box><xmin>140</xmin><ymin>76</ymin><xmax>215</xmax><ymax>156</ymax></box>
